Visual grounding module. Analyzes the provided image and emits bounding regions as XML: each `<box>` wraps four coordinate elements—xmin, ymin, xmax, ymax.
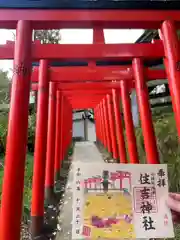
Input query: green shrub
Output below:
<box><xmin>24</xmin><ymin>154</ymin><xmax>34</xmax><ymax>205</ymax></box>
<box><xmin>135</xmin><ymin>112</ymin><xmax>180</xmax><ymax>239</ymax></box>
<box><xmin>0</xmin><ymin>110</ymin><xmax>35</xmax><ymax>222</ymax></box>
<box><xmin>0</xmin><ymin>113</ymin><xmax>8</xmax><ymax>155</ymax></box>
<box><xmin>27</xmin><ymin>113</ymin><xmax>36</xmax><ymax>153</ymax></box>
<box><xmin>0</xmin><ymin>111</ymin><xmax>36</xmax><ymax>155</ymax></box>
<box><xmin>136</xmin><ymin>113</ymin><xmax>180</xmax><ymax>192</ymax></box>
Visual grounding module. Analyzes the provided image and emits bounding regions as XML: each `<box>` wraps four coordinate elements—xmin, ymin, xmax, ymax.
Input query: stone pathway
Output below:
<box><xmin>55</xmin><ymin>142</ymin><xmax>104</xmax><ymax>240</ymax></box>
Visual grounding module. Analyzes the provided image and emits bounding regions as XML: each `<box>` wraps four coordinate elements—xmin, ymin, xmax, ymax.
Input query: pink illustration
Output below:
<box><xmin>84</xmin><ymin>171</ymin><xmax>131</xmax><ymax>192</ymax></box>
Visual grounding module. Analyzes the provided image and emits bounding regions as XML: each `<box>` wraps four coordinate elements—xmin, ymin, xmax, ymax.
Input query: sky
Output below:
<box><xmin>60</xmin><ymin>29</ymin><xmax>144</xmax><ymax>44</ymax></box>
<box><xmin>0</xmin><ymin>28</ymin><xmax>144</xmax><ymax>74</ymax></box>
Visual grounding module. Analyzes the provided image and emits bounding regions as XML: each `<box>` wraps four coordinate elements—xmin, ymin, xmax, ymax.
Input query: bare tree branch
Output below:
<box><xmin>33</xmin><ymin>30</ymin><xmax>61</xmax><ymax>44</ymax></box>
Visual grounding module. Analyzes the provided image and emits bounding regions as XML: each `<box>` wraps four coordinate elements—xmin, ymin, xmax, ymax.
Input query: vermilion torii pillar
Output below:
<box><xmin>61</xmin><ymin>98</ymin><xmax>72</xmax><ymax>160</ymax></box>
<box><xmin>59</xmin><ymin>95</ymin><xmax>64</xmax><ymax>168</ymax></box>
<box><xmin>120</xmin><ymin>80</ymin><xmax>139</xmax><ymax>163</ymax></box>
<box><xmin>62</xmin><ymin>97</ymin><xmax>67</xmax><ymax>160</ymax></box>
<box><xmin>99</xmin><ymin>103</ymin><xmax>105</xmax><ymax>146</ymax></box>
<box><xmin>31</xmin><ymin>60</ymin><xmax>49</xmax><ymax>238</ymax></box>
<box><xmin>0</xmin><ymin>21</ymin><xmax>32</xmax><ymax>240</ymax></box>
<box><xmin>161</xmin><ymin>20</ymin><xmax>180</xmax><ymax>139</ymax></box>
<box><xmin>94</xmin><ymin>107</ymin><xmax>98</xmax><ymax>141</ymax></box>
<box><xmin>100</xmin><ymin>101</ymin><xmax>107</xmax><ymax>147</ymax></box>
<box><xmin>45</xmin><ymin>82</ymin><xmax>57</xmax><ymax>204</ymax></box>
<box><xmin>99</xmin><ymin>105</ymin><xmax>104</xmax><ymax>144</ymax></box>
<box><xmin>97</xmin><ymin>105</ymin><xmax>103</xmax><ymax>144</ymax></box>
<box><xmin>94</xmin><ymin>107</ymin><xmax>100</xmax><ymax>143</ymax></box>
<box><xmin>106</xmin><ymin>94</ymin><xmax>118</xmax><ymax>161</ymax></box>
<box><xmin>102</xmin><ymin>99</ymin><xmax>109</xmax><ymax>150</ymax></box>
<box><xmin>112</xmin><ymin>89</ymin><xmax>127</xmax><ymax>163</ymax></box>
<box><xmin>103</xmin><ymin>98</ymin><xmax>112</xmax><ymax>155</ymax></box>
<box><xmin>133</xmin><ymin>58</ymin><xmax>159</xmax><ymax>164</ymax></box>
<box><xmin>67</xmin><ymin>104</ymin><xmax>73</xmax><ymax>152</ymax></box>
<box><xmin>54</xmin><ymin>90</ymin><xmax>62</xmax><ymax>181</ymax></box>
<box><xmin>68</xmin><ymin>106</ymin><xmax>73</xmax><ymax>150</ymax></box>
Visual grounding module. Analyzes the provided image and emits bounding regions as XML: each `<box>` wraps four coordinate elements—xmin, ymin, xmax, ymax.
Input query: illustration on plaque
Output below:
<box><xmin>72</xmin><ymin>163</ymin><xmax>174</xmax><ymax>239</ymax></box>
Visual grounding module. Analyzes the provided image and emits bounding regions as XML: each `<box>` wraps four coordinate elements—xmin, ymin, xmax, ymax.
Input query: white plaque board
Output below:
<box><xmin>72</xmin><ymin>163</ymin><xmax>174</xmax><ymax>239</ymax></box>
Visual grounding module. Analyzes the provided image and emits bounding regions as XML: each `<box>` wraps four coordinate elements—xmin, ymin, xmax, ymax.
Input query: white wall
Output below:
<box><xmin>73</xmin><ymin>120</ymin><xmax>84</xmax><ymax>139</ymax></box>
<box><xmin>73</xmin><ymin>119</ymin><xmax>96</xmax><ymax>142</ymax></box>
<box><xmin>131</xmin><ymin>90</ymin><xmax>139</xmax><ymax>128</ymax></box>
<box><xmin>73</xmin><ymin>112</ymin><xmax>83</xmax><ymax>120</ymax></box>
<box><xmin>87</xmin><ymin>120</ymin><xmax>96</xmax><ymax>142</ymax></box>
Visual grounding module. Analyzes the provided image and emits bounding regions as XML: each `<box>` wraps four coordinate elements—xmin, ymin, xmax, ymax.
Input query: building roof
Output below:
<box><xmin>135</xmin><ymin>30</ymin><xmax>159</xmax><ymax>43</ymax></box>
<box><xmin>1</xmin><ymin>0</ymin><xmax>180</xmax><ymax>9</ymax></box>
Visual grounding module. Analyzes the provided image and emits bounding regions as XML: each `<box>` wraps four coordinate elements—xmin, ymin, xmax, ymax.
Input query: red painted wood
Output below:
<box><xmin>31</xmin><ymin>60</ymin><xmax>49</xmax><ymax>218</ymax></box>
<box><xmin>107</xmin><ymin>94</ymin><xmax>118</xmax><ymax>160</ymax></box>
<box><xmin>133</xmin><ymin>58</ymin><xmax>159</xmax><ymax>164</ymax></box>
<box><xmin>100</xmin><ymin>102</ymin><xmax>106</xmax><ymax>147</ymax></box>
<box><xmin>32</xmin><ymin>66</ymin><xmax>166</xmax><ymax>83</ymax></box>
<box><xmin>104</xmin><ymin>98</ymin><xmax>112</xmax><ymax>154</ymax></box>
<box><xmin>112</xmin><ymin>89</ymin><xmax>127</xmax><ymax>163</ymax></box>
<box><xmin>120</xmin><ymin>80</ymin><xmax>139</xmax><ymax>164</ymax></box>
<box><xmin>162</xmin><ymin>20</ymin><xmax>180</xmax><ymax>139</ymax></box>
<box><xmin>0</xmin><ymin>10</ymin><xmax>180</xmax><ymax>29</ymax></box>
<box><xmin>45</xmin><ymin>82</ymin><xmax>56</xmax><ymax>188</ymax></box>
<box><xmin>0</xmin><ymin>41</ymin><xmax>163</xmax><ymax>60</ymax></box>
<box><xmin>32</xmin><ymin>83</ymin><xmax>121</xmax><ymax>91</ymax></box>
<box><xmin>71</xmin><ymin>105</ymin><xmax>96</xmax><ymax>109</ymax></box>
<box><xmin>64</xmin><ymin>89</ymin><xmax>112</xmax><ymax>93</ymax></box>
<box><xmin>54</xmin><ymin>91</ymin><xmax>62</xmax><ymax>179</ymax></box>
<box><xmin>0</xmin><ymin>21</ymin><xmax>32</xmax><ymax>240</ymax></box>
<box><xmin>94</xmin><ymin>108</ymin><xmax>99</xmax><ymax>141</ymax></box>
<box><xmin>60</xmin><ymin>96</ymin><xmax>64</xmax><ymax>163</ymax></box>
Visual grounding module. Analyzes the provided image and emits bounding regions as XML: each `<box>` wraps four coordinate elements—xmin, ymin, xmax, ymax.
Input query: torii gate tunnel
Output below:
<box><xmin>0</xmin><ymin>1</ymin><xmax>180</xmax><ymax>239</ymax></box>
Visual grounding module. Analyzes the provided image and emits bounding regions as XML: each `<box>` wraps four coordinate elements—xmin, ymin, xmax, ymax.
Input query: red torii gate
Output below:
<box><xmin>31</xmin><ymin>65</ymin><xmax>166</xmax><ymax>82</ymax></box>
<box><xmin>31</xmin><ymin>71</ymin><xmax>140</xmax><ymax>234</ymax></box>
<box><xmin>0</xmin><ymin>9</ymin><xmax>179</xmax><ymax>240</ymax></box>
<box><xmin>30</xmin><ymin>61</ymin><xmax>166</xmax><ymax>172</ymax></box>
<box><xmin>31</xmin><ymin>60</ymin><xmax>167</xmax><ymax>164</ymax></box>
<box><xmin>31</xmin><ymin>78</ymin><xmax>118</xmax><ymax>237</ymax></box>
<box><xmin>0</xmin><ymin>40</ymin><xmax>164</xmax><ymax>60</ymax></box>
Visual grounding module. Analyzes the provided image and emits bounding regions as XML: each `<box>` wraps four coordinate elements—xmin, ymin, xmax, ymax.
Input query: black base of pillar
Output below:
<box><xmin>55</xmin><ymin>171</ymin><xmax>60</xmax><ymax>182</ymax></box>
<box><xmin>114</xmin><ymin>158</ymin><xmax>119</xmax><ymax>163</ymax></box>
<box><xmin>32</xmin><ymin>235</ymin><xmax>48</xmax><ymax>240</ymax></box>
<box><xmin>31</xmin><ymin>216</ymin><xmax>44</xmax><ymax>238</ymax></box>
<box><xmin>31</xmin><ymin>216</ymin><xmax>54</xmax><ymax>240</ymax></box>
<box><xmin>96</xmin><ymin>139</ymin><xmax>100</xmax><ymax>145</ymax></box>
<box><xmin>45</xmin><ymin>186</ymin><xmax>59</xmax><ymax>205</ymax></box>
